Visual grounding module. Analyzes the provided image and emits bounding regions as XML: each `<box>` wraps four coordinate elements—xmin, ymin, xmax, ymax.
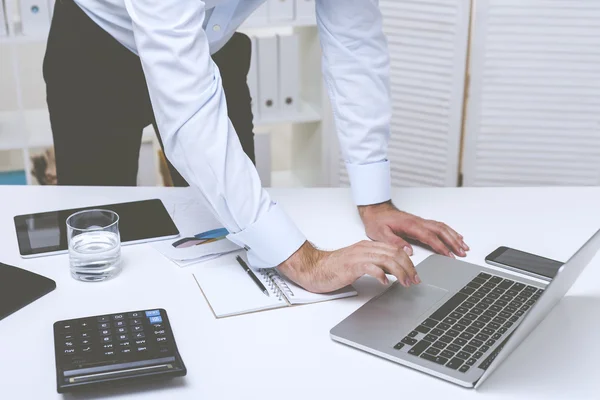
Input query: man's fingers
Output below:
<box><xmin>364</xmin><ymin>250</ymin><xmax>413</xmax><ymax>287</ymax></box>
<box><xmin>422</xmin><ymin>233</ymin><xmax>454</xmax><ymax>258</ymax></box>
<box><xmin>437</xmin><ymin>226</ymin><xmax>465</xmax><ymax>257</ymax></box>
<box><xmin>363</xmin><ymin>264</ymin><xmax>389</xmax><ymax>286</ymax></box>
<box><xmin>381</xmin><ymin>226</ymin><xmax>413</xmax><ymax>256</ymax></box>
<box><xmin>441</xmin><ymin>223</ymin><xmax>469</xmax><ymax>252</ymax></box>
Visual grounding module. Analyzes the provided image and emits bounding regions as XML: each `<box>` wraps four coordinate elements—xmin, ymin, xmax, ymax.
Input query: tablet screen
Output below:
<box><xmin>14</xmin><ymin>199</ymin><xmax>179</xmax><ymax>256</ymax></box>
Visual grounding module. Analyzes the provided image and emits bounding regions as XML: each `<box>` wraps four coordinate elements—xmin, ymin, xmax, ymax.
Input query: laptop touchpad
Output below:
<box><xmin>367</xmin><ymin>283</ymin><xmax>449</xmax><ymax>325</ymax></box>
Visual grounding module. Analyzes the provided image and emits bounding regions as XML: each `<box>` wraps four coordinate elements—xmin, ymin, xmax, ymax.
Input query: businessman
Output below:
<box><xmin>44</xmin><ymin>0</ymin><xmax>469</xmax><ymax>293</ymax></box>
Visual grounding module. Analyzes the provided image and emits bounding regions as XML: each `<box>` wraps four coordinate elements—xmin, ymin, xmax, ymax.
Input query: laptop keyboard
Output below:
<box><xmin>394</xmin><ymin>273</ymin><xmax>544</xmax><ymax>374</ymax></box>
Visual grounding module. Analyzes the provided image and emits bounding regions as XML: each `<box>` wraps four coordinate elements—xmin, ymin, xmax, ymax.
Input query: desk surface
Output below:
<box><xmin>1</xmin><ymin>186</ymin><xmax>599</xmax><ymax>400</ymax></box>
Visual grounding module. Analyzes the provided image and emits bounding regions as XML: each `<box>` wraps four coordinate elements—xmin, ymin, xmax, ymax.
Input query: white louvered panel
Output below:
<box><xmin>338</xmin><ymin>0</ymin><xmax>471</xmax><ymax>187</ymax></box>
<box><xmin>463</xmin><ymin>0</ymin><xmax>600</xmax><ymax>186</ymax></box>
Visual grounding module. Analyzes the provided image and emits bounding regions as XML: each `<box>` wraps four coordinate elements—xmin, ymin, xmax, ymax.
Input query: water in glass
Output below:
<box><xmin>67</xmin><ymin>209</ymin><xmax>122</xmax><ymax>282</ymax></box>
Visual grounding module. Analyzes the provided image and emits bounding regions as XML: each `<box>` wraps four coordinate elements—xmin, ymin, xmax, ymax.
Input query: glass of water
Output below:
<box><xmin>66</xmin><ymin>209</ymin><xmax>122</xmax><ymax>282</ymax></box>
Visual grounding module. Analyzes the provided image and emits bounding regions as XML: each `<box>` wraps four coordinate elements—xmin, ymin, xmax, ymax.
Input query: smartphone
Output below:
<box><xmin>485</xmin><ymin>246</ymin><xmax>563</xmax><ymax>281</ymax></box>
<box><xmin>15</xmin><ymin>199</ymin><xmax>180</xmax><ymax>258</ymax></box>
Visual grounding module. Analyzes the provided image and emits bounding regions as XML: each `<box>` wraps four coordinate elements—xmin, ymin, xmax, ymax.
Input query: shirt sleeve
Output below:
<box><xmin>123</xmin><ymin>0</ymin><xmax>306</xmax><ymax>268</ymax></box>
<box><xmin>316</xmin><ymin>0</ymin><xmax>392</xmax><ymax>206</ymax></box>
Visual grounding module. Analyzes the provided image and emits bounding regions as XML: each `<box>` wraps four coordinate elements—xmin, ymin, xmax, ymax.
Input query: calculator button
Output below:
<box><xmin>132</xmin><ymin>325</ymin><xmax>144</xmax><ymax>332</ymax></box>
<box><xmin>136</xmin><ymin>346</ymin><xmax>148</xmax><ymax>353</ymax></box>
<box><xmin>129</xmin><ymin>312</ymin><xmax>144</xmax><ymax>318</ymax></box>
<box><xmin>130</xmin><ymin>319</ymin><xmax>142</xmax><ymax>326</ymax></box>
<box><xmin>97</xmin><ymin>316</ymin><xmax>110</xmax><ymax>322</ymax></box>
<box><xmin>98</xmin><ymin>322</ymin><xmax>110</xmax><ymax>329</ymax></box>
<box><xmin>81</xmin><ymin>339</ymin><xmax>91</xmax><ymax>346</ymax></box>
<box><xmin>118</xmin><ymin>334</ymin><xmax>129</xmax><ymax>341</ymax></box>
<box><xmin>81</xmin><ymin>332</ymin><xmax>91</xmax><ymax>339</ymax></box>
<box><xmin>152</xmin><ymin>324</ymin><xmax>164</xmax><ymax>329</ymax></box>
<box><xmin>154</xmin><ymin>328</ymin><xmax>166</xmax><ymax>336</ymax></box>
<box><xmin>157</xmin><ymin>346</ymin><xmax>169</xmax><ymax>355</ymax></box>
<box><xmin>149</xmin><ymin>316</ymin><xmax>163</xmax><ymax>324</ymax></box>
<box><xmin>102</xmin><ymin>343</ymin><xmax>113</xmax><ymax>350</ymax></box>
<box><xmin>104</xmin><ymin>350</ymin><xmax>115</xmax><ymax>357</ymax></box>
<box><xmin>63</xmin><ymin>348</ymin><xmax>76</xmax><ymax>355</ymax></box>
<box><xmin>120</xmin><ymin>347</ymin><xmax>132</xmax><ymax>354</ymax></box>
<box><xmin>101</xmin><ymin>336</ymin><xmax>112</xmax><ymax>343</ymax></box>
<box><xmin>120</xmin><ymin>341</ymin><xmax>130</xmax><ymax>347</ymax></box>
<box><xmin>156</xmin><ymin>336</ymin><xmax>167</xmax><ymax>343</ymax></box>
<box><xmin>145</xmin><ymin>310</ymin><xmax>161</xmax><ymax>317</ymax></box>
<box><xmin>135</xmin><ymin>339</ymin><xmax>146</xmax><ymax>345</ymax></box>
<box><xmin>113</xmin><ymin>314</ymin><xmax>125</xmax><ymax>320</ymax></box>
<box><xmin>58</xmin><ymin>323</ymin><xmax>74</xmax><ymax>332</ymax></box>
<box><xmin>114</xmin><ymin>320</ymin><xmax>126</xmax><ymax>327</ymax></box>
<box><xmin>134</xmin><ymin>332</ymin><xmax>146</xmax><ymax>339</ymax></box>
<box><xmin>63</xmin><ymin>334</ymin><xmax>74</xmax><ymax>341</ymax></box>
<box><xmin>117</xmin><ymin>327</ymin><xmax>128</xmax><ymax>334</ymax></box>
<box><xmin>82</xmin><ymin>346</ymin><xmax>93</xmax><ymax>353</ymax></box>
<box><xmin>64</xmin><ymin>341</ymin><xmax>75</xmax><ymax>347</ymax></box>
<box><xmin>99</xmin><ymin>329</ymin><xmax>111</xmax><ymax>336</ymax></box>
<box><xmin>80</xmin><ymin>322</ymin><xmax>91</xmax><ymax>329</ymax></box>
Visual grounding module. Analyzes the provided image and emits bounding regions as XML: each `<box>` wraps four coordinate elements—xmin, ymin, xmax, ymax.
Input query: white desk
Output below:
<box><xmin>1</xmin><ymin>186</ymin><xmax>599</xmax><ymax>400</ymax></box>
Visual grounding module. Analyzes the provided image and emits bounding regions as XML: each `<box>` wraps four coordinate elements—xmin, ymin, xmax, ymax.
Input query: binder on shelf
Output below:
<box><xmin>295</xmin><ymin>0</ymin><xmax>316</xmax><ymax>23</ymax></box>
<box><xmin>19</xmin><ymin>0</ymin><xmax>51</xmax><ymax>36</ymax></box>
<box><xmin>256</xmin><ymin>36</ymin><xmax>279</xmax><ymax>119</ymax></box>
<box><xmin>0</xmin><ymin>0</ymin><xmax>8</xmax><ymax>37</ymax></box>
<box><xmin>244</xmin><ymin>2</ymin><xmax>268</xmax><ymax>26</ymax></box>
<box><xmin>277</xmin><ymin>34</ymin><xmax>300</xmax><ymax>114</ymax></box>
<box><xmin>247</xmin><ymin>36</ymin><xmax>259</xmax><ymax>119</ymax></box>
<box><xmin>267</xmin><ymin>0</ymin><xmax>293</xmax><ymax>22</ymax></box>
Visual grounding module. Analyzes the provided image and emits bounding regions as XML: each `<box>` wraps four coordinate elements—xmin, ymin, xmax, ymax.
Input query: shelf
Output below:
<box><xmin>254</xmin><ymin>100</ymin><xmax>321</xmax><ymax>126</ymax></box>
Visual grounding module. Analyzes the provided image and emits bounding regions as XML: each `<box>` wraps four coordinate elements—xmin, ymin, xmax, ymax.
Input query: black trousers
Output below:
<box><xmin>43</xmin><ymin>0</ymin><xmax>255</xmax><ymax>187</ymax></box>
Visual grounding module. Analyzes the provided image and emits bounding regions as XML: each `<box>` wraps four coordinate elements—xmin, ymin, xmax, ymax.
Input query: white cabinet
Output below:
<box><xmin>462</xmin><ymin>0</ymin><xmax>600</xmax><ymax>186</ymax></box>
<box><xmin>336</xmin><ymin>0</ymin><xmax>472</xmax><ymax>187</ymax></box>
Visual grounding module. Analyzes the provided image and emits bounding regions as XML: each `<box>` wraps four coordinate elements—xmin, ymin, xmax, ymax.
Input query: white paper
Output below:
<box><xmin>152</xmin><ymin>194</ymin><xmax>241</xmax><ymax>265</ymax></box>
<box><xmin>193</xmin><ymin>255</ymin><xmax>285</xmax><ymax>318</ymax></box>
<box><xmin>251</xmin><ymin>268</ymin><xmax>358</xmax><ymax>305</ymax></box>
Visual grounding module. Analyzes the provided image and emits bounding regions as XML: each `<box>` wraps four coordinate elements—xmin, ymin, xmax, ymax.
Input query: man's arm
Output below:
<box><xmin>316</xmin><ymin>0</ymin><xmax>392</xmax><ymax>207</ymax></box>
<box><xmin>124</xmin><ymin>0</ymin><xmax>425</xmax><ymax>292</ymax></box>
<box><xmin>123</xmin><ymin>0</ymin><xmax>307</xmax><ymax>268</ymax></box>
<box><xmin>315</xmin><ymin>0</ymin><xmax>469</xmax><ymax>258</ymax></box>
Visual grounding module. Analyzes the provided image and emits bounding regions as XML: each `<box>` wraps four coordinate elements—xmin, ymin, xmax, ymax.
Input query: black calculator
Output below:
<box><xmin>53</xmin><ymin>309</ymin><xmax>186</xmax><ymax>393</ymax></box>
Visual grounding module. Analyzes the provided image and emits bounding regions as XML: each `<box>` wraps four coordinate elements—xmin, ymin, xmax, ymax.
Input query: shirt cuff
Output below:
<box><xmin>227</xmin><ymin>202</ymin><xmax>307</xmax><ymax>269</ymax></box>
<box><xmin>346</xmin><ymin>160</ymin><xmax>392</xmax><ymax>206</ymax></box>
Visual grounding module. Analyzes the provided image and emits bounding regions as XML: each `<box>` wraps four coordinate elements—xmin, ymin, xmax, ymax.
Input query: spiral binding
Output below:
<box><xmin>259</xmin><ymin>269</ymin><xmax>295</xmax><ymax>300</ymax></box>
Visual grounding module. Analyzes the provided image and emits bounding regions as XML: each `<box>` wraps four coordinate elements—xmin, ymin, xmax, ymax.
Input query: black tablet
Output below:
<box><xmin>15</xmin><ymin>199</ymin><xmax>179</xmax><ymax>258</ymax></box>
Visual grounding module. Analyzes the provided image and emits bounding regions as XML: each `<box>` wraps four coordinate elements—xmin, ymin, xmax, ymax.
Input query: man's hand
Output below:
<box><xmin>359</xmin><ymin>201</ymin><xmax>469</xmax><ymax>258</ymax></box>
<box><xmin>277</xmin><ymin>241</ymin><xmax>419</xmax><ymax>294</ymax></box>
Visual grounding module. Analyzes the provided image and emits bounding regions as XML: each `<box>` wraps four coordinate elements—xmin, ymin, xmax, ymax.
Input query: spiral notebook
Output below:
<box><xmin>193</xmin><ymin>255</ymin><xmax>357</xmax><ymax>318</ymax></box>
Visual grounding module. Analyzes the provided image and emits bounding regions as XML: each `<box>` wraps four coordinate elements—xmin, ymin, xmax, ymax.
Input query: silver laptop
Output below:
<box><xmin>331</xmin><ymin>229</ymin><xmax>600</xmax><ymax>388</ymax></box>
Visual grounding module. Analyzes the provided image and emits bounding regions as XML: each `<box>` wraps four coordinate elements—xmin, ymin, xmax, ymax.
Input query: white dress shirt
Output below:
<box><xmin>73</xmin><ymin>0</ymin><xmax>392</xmax><ymax>269</ymax></box>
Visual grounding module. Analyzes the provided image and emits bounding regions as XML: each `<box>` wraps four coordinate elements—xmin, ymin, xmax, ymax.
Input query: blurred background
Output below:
<box><xmin>1</xmin><ymin>0</ymin><xmax>599</xmax><ymax>188</ymax></box>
